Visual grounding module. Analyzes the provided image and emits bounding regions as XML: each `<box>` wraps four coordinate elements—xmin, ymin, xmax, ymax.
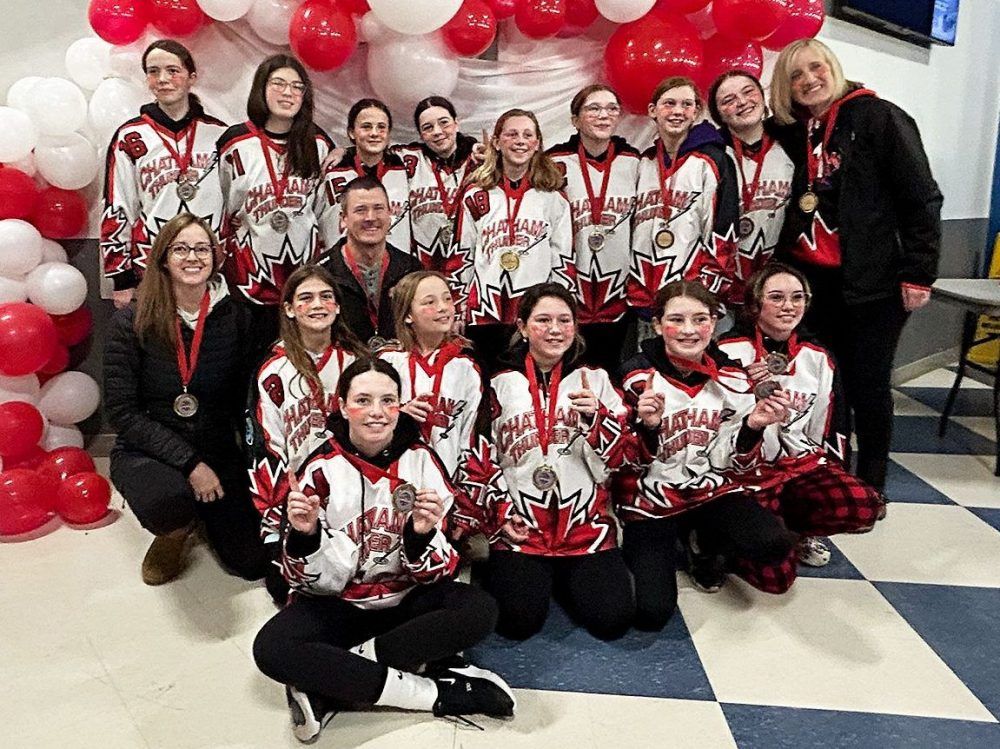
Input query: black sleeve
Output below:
<box><xmin>735</xmin><ymin>417</ymin><xmax>765</xmax><ymax>454</ymax></box>
<box><xmin>711</xmin><ymin>147</ymin><xmax>740</xmax><ymax>243</ymax></box>
<box><xmin>403</xmin><ymin>517</ymin><xmax>435</xmax><ymax>559</ymax></box>
<box><xmin>286</xmin><ymin>527</ymin><xmax>322</xmax><ymax>557</ymax></box>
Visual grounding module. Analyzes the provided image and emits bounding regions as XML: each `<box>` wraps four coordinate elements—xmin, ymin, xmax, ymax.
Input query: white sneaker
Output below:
<box><xmin>286</xmin><ymin>686</ymin><xmax>337</xmax><ymax>744</ymax></box>
<box><xmin>797</xmin><ymin>537</ymin><xmax>831</xmax><ymax>567</ymax></box>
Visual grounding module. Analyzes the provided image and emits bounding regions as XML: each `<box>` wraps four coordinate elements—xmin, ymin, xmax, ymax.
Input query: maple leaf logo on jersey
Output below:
<box><xmin>100</xmin><ymin>206</ymin><xmax>132</xmax><ymax>275</ymax></box>
<box><xmin>577</xmin><ymin>261</ymin><xmax>626</xmax><ymax>321</ymax></box>
<box><xmin>735</xmin><ymin>229</ymin><xmax>773</xmax><ymax>283</ymax></box>
<box><xmin>228</xmin><ymin>232</ymin><xmax>305</xmax><ymax>306</ymax></box>
<box><xmin>795</xmin><ymin>213</ymin><xmax>840</xmax><ymax>267</ymax></box>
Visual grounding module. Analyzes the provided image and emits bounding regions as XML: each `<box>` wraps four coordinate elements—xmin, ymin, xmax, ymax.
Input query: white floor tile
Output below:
<box><xmin>901</xmin><ymin>368</ymin><xmax>989</xmax><ymax>389</ymax></box>
<box><xmin>892</xmin><ymin>390</ymin><xmax>939</xmax><ymax>417</ymax></box>
<box><xmin>680</xmin><ymin>577</ymin><xmax>995</xmax><ymax>722</ymax></box>
<box><xmin>891</xmin><ymin>453</ymin><xmax>1000</xmax><ymax>508</ymax></box>
<box><xmin>954</xmin><ymin>416</ymin><xmax>998</xmax><ymax>443</ymax></box>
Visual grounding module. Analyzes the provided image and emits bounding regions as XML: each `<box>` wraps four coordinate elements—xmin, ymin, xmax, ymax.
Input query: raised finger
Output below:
<box><xmin>287</xmin><ymin>470</ymin><xmax>302</xmax><ymax>494</ymax></box>
<box><xmin>580</xmin><ymin>370</ymin><xmax>590</xmax><ymax>390</ymax></box>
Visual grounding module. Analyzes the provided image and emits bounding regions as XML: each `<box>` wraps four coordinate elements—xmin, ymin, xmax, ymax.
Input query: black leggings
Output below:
<box><xmin>110</xmin><ymin>447</ymin><xmax>268</xmax><ymax>580</ymax></box>
<box><xmin>622</xmin><ymin>493</ymin><xmax>798</xmax><ymax>630</ymax></box>
<box><xmin>253</xmin><ymin>580</ymin><xmax>497</xmax><ymax>705</ymax></box>
<box><xmin>484</xmin><ymin>549</ymin><xmax>635</xmax><ymax>641</ymax></box>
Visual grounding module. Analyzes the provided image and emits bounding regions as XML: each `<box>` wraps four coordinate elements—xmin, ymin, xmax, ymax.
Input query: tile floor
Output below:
<box><xmin>1</xmin><ymin>367</ymin><xmax>998</xmax><ymax>748</ymax></box>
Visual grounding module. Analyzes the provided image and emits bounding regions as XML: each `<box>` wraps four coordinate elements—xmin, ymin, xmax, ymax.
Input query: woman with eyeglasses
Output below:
<box><xmin>217</xmin><ymin>54</ymin><xmax>334</xmax><ymax>360</ymax></box>
<box><xmin>629</xmin><ymin>76</ymin><xmax>739</xmax><ymax>318</ymax></box>
<box><xmin>104</xmin><ymin>213</ymin><xmax>268</xmax><ymax>586</ymax></box>
<box><xmin>102</xmin><ymin>39</ymin><xmax>228</xmax><ymax>310</ymax></box>
<box><xmin>714</xmin><ymin>263</ymin><xmax>883</xmax><ymax>591</ymax></box>
<box><xmin>319</xmin><ymin>98</ymin><xmax>413</xmax><ymax>257</ymax></box>
<box><xmin>547</xmin><ymin>85</ymin><xmax>641</xmax><ymax>375</ymax></box>
<box><xmin>707</xmin><ymin>71</ymin><xmax>795</xmax><ymax>309</ymax></box>
<box><xmin>769</xmin><ymin>39</ymin><xmax>942</xmax><ymax>492</ymax></box>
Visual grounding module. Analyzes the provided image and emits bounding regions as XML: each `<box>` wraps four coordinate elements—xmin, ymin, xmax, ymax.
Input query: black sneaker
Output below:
<box><xmin>286</xmin><ymin>685</ymin><xmax>337</xmax><ymax>744</ymax></box>
<box><xmin>432</xmin><ymin>665</ymin><xmax>516</xmax><ymax>719</ymax></box>
<box><xmin>686</xmin><ymin>530</ymin><xmax>726</xmax><ymax>593</ymax></box>
<box><xmin>421</xmin><ymin>653</ymin><xmax>470</xmax><ymax>677</ymax></box>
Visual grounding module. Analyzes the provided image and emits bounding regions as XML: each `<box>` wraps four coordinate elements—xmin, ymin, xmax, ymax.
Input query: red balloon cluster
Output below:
<box><xmin>31</xmin><ymin>187</ymin><xmax>89</xmax><ymax>240</ymax></box>
<box><xmin>488</xmin><ymin>0</ymin><xmax>520</xmax><ymax>19</ymax></box>
<box><xmin>444</xmin><ymin>0</ymin><xmax>498</xmax><ymax>57</ymax></box>
<box><xmin>712</xmin><ymin>0</ymin><xmax>789</xmax><ymax>42</ymax></box>
<box><xmin>290</xmin><ymin>0</ymin><xmax>358</xmax><ymax>72</ymax></box>
<box><xmin>150</xmin><ymin>0</ymin><xmax>208</xmax><ymax>37</ymax></box>
<box><xmin>515</xmin><ymin>0</ymin><xmax>566</xmax><ymax>39</ymax></box>
<box><xmin>88</xmin><ymin>0</ymin><xmax>151</xmax><ymax>45</ymax></box>
<box><xmin>697</xmin><ymin>34</ymin><xmax>763</xmax><ymax>92</ymax></box>
<box><xmin>0</xmin><ymin>167</ymin><xmax>40</xmax><ymax>221</ymax></box>
<box><xmin>763</xmin><ymin>0</ymin><xmax>825</xmax><ymax>50</ymax></box>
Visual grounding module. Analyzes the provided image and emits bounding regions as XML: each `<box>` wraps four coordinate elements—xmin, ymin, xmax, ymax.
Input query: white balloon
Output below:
<box><xmin>0</xmin><ymin>219</ymin><xmax>43</xmax><ymax>277</ymax></box>
<box><xmin>65</xmin><ymin>37</ymin><xmax>113</xmax><ymax>91</ymax></box>
<box><xmin>369</xmin><ymin>0</ymin><xmax>462</xmax><ymax>35</ymax></box>
<box><xmin>187</xmin><ymin>25</ymin><xmax>248</xmax><ymax>93</ymax></box>
<box><xmin>41</xmin><ymin>423</ymin><xmax>85</xmax><ymax>450</ymax></box>
<box><xmin>198</xmin><ymin>0</ymin><xmax>256</xmax><ymax>22</ymax></box>
<box><xmin>0</xmin><ymin>374</ymin><xmax>40</xmax><ymax>405</ymax></box>
<box><xmin>26</xmin><ymin>262</ymin><xmax>88</xmax><ymax>315</ymax></box>
<box><xmin>0</xmin><ymin>107</ymin><xmax>38</xmax><ymax>163</ymax></box>
<box><xmin>0</xmin><ymin>274</ymin><xmax>28</xmax><ymax>304</ymax></box>
<box><xmin>367</xmin><ymin>35</ymin><xmax>459</xmax><ymax>114</ymax></box>
<box><xmin>247</xmin><ymin>0</ymin><xmax>299</xmax><ymax>46</ymax></box>
<box><xmin>5</xmin><ymin>152</ymin><xmax>37</xmax><ymax>177</ymax></box>
<box><xmin>358</xmin><ymin>11</ymin><xmax>403</xmax><ymax>44</ymax></box>
<box><xmin>34</xmin><ymin>134</ymin><xmax>100</xmax><ymax>191</ymax></box>
<box><xmin>5</xmin><ymin>77</ymin><xmax>41</xmax><ymax>111</ymax></box>
<box><xmin>38</xmin><ymin>372</ymin><xmax>101</xmax><ymax>426</ymax></box>
<box><xmin>595</xmin><ymin>0</ymin><xmax>657</xmax><ymax>24</ymax></box>
<box><xmin>24</xmin><ymin>78</ymin><xmax>88</xmax><ymax>138</ymax></box>
<box><xmin>89</xmin><ymin>78</ymin><xmax>147</xmax><ymax>141</ymax></box>
<box><xmin>39</xmin><ymin>239</ymin><xmax>69</xmax><ymax>264</ymax></box>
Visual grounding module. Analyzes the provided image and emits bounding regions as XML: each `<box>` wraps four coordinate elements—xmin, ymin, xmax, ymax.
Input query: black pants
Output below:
<box><xmin>243</xmin><ymin>300</ymin><xmax>281</xmax><ymax>370</ymax></box>
<box><xmin>253</xmin><ymin>580</ymin><xmax>497</xmax><ymax>706</ymax></box>
<box><xmin>484</xmin><ymin>548</ymin><xmax>635</xmax><ymax>641</ymax></box>
<box><xmin>110</xmin><ymin>447</ymin><xmax>269</xmax><ymax>580</ymax></box>
<box><xmin>466</xmin><ymin>324</ymin><xmax>516</xmax><ymax>377</ymax></box>
<box><xmin>805</xmin><ymin>273</ymin><xmax>909</xmax><ymax>490</ymax></box>
<box><xmin>580</xmin><ymin>318</ymin><xmax>630</xmax><ymax>381</ymax></box>
<box><xmin>622</xmin><ymin>494</ymin><xmax>797</xmax><ymax>630</ymax></box>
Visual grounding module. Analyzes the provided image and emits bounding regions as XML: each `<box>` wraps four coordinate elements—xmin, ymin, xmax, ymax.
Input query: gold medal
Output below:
<box><xmin>798</xmin><ymin>191</ymin><xmax>819</xmax><ymax>214</ymax></box>
<box><xmin>173</xmin><ymin>392</ymin><xmax>199</xmax><ymax>418</ymax></box>
<box><xmin>392</xmin><ymin>483</ymin><xmax>417</xmax><ymax>513</ymax></box>
<box><xmin>532</xmin><ymin>464</ymin><xmax>558</xmax><ymax>491</ymax></box>
<box><xmin>654</xmin><ymin>228</ymin><xmax>675</xmax><ymax>250</ymax></box>
<box><xmin>499</xmin><ymin>250</ymin><xmax>521</xmax><ymax>271</ymax></box>
<box><xmin>765</xmin><ymin>352</ymin><xmax>789</xmax><ymax>375</ymax></box>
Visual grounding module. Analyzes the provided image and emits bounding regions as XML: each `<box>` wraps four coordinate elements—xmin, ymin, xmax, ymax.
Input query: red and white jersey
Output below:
<box><xmin>718</xmin><ymin>331</ymin><xmax>842</xmax><ymax>475</ymax></box>
<box><xmin>725</xmin><ymin>135</ymin><xmax>794</xmax><ymax>305</ymax></box>
<box><xmin>101</xmin><ymin>102</ymin><xmax>227</xmax><ymax>287</ymax></box>
<box><xmin>548</xmin><ymin>135</ymin><xmax>640</xmax><ymax>324</ymax></box>
<box><xmin>246</xmin><ymin>343</ymin><xmax>356</xmax><ymax>542</ymax></box>
<box><xmin>283</xmin><ymin>433</ymin><xmax>460</xmax><ymax>608</ymax></box>
<box><xmin>379</xmin><ymin>342</ymin><xmax>483</xmax><ymax>478</ymax></box>
<box><xmin>448</xmin><ymin>179</ymin><xmax>575</xmax><ymax>326</ymax></box>
<box><xmin>396</xmin><ymin>135</ymin><xmax>477</xmax><ymax>270</ymax></box>
<box><xmin>216</xmin><ymin>122</ymin><xmax>333</xmax><ymax>305</ymax></box>
<box><xmin>629</xmin><ymin>126</ymin><xmax>739</xmax><ymax>307</ymax></box>
<box><xmin>318</xmin><ymin>148</ymin><xmax>413</xmax><ymax>256</ymax></box>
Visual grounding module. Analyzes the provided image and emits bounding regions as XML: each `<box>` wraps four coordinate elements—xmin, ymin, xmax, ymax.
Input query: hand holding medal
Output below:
<box><xmin>400</xmin><ymin>393</ymin><xmax>436</xmax><ymax>423</ymax></box>
<box><xmin>409</xmin><ymin>488</ymin><xmax>445</xmax><ymax>534</ymax></box>
<box><xmin>286</xmin><ymin>469</ymin><xmax>321</xmax><ymax>534</ymax></box>
<box><xmin>637</xmin><ymin>371</ymin><xmax>665</xmax><ymax>429</ymax></box>
<box><xmin>747</xmin><ymin>388</ymin><xmax>791</xmax><ymax>430</ymax></box>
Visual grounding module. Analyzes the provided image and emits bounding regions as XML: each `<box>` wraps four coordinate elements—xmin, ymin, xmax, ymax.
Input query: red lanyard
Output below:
<box><xmin>142</xmin><ymin>115</ymin><xmax>197</xmax><ymax>180</ymax></box>
<box><xmin>431</xmin><ymin>160</ymin><xmax>461</xmax><ymax>219</ymax></box>
<box><xmin>174</xmin><ymin>292</ymin><xmax>210</xmax><ymax>390</ymax></box>
<box><xmin>524</xmin><ymin>353</ymin><xmax>563</xmax><ymax>458</ymax></box>
<box><xmin>805</xmin><ymin>89</ymin><xmax>875</xmax><ymax>189</ymax></box>
<box><xmin>248</xmin><ymin>122</ymin><xmax>290</xmax><ymax>208</ymax></box>
<box><xmin>733</xmin><ymin>135</ymin><xmax>772</xmax><ymax>214</ymax></box>
<box><xmin>655</xmin><ymin>140</ymin><xmax>686</xmax><ymax>223</ymax></box>
<box><xmin>407</xmin><ymin>343</ymin><xmax>459</xmax><ymax>402</ymax></box>
<box><xmin>337</xmin><ymin>445</ymin><xmax>407</xmax><ymax>491</ymax></box>
<box><xmin>306</xmin><ymin>345</ymin><xmax>343</xmax><ymax>417</ymax></box>
<box><xmin>355</xmin><ymin>152</ymin><xmax>388</xmax><ymax>182</ymax></box>
<box><xmin>578</xmin><ymin>141</ymin><xmax>615</xmax><ymax>227</ymax></box>
<box><xmin>343</xmin><ymin>245</ymin><xmax>390</xmax><ymax>333</ymax></box>
<box><xmin>753</xmin><ymin>328</ymin><xmax>798</xmax><ymax>361</ymax></box>
<box><xmin>668</xmin><ymin>352</ymin><xmax>719</xmax><ymax>381</ymax></box>
<box><xmin>503</xmin><ymin>177</ymin><xmax>530</xmax><ymax>246</ymax></box>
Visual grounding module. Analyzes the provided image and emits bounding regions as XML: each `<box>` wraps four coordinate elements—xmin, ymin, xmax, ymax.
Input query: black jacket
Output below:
<box><xmin>317</xmin><ymin>239</ymin><xmax>422</xmax><ymax>343</ymax></box>
<box><xmin>773</xmin><ymin>90</ymin><xmax>943</xmax><ymax>303</ymax></box>
<box><xmin>103</xmin><ymin>295</ymin><xmax>253</xmax><ymax>474</ymax></box>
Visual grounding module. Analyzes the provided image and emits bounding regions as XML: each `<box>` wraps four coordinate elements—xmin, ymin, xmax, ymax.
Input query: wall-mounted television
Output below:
<box><xmin>834</xmin><ymin>1</ymin><xmax>960</xmax><ymax>47</ymax></box>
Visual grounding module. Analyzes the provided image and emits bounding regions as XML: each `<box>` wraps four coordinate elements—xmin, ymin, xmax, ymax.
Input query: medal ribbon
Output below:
<box><xmin>524</xmin><ymin>353</ymin><xmax>563</xmax><ymax>459</ymax></box>
<box><xmin>408</xmin><ymin>342</ymin><xmax>459</xmax><ymax>440</ymax></box>
<box><xmin>306</xmin><ymin>345</ymin><xmax>342</xmax><ymax>418</ymax></box>
<box><xmin>655</xmin><ymin>140</ymin><xmax>687</xmax><ymax>224</ymax></box>
<box><xmin>141</xmin><ymin>115</ymin><xmax>197</xmax><ymax>182</ymax></box>
<box><xmin>578</xmin><ymin>141</ymin><xmax>615</xmax><ymax>228</ymax></box>
<box><xmin>805</xmin><ymin>88</ymin><xmax>877</xmax><ymax>190</ymax></box>
<box><xmin>753</xmin><ymin>327</ymin><xmax>798</xmax><ymax>362</ymax></box>
<box><xmin>343</xmin><ymin>245</ymin><xmax>390</xmax><ymax>334</ymax></box>
<box><xmin>733</xmin><ymin>135</ymin><xmax>772</xmax><ymax>214</ymax></box>
<box><xmin>337</xmin><ymin>445</ymin><xmax>406</xmax><ymax>492</ymax></box>
<box><xmin>354</xmin><ymin>152</ymin><xmax>388</xmax><ymax>183</ymax></box>
<box><xmin>503</xmin><ymin>177</ymin><xmax>530</xmax><ymax>247</ymax></box>
<box><xmin>174</xmin><ymin>292</ymin><xmax>211</xmax><ymax>391</ymax></box>
<box><xmin>248</xmin><ymin>122</ymin><xmax>291</xmax><ymax>209</ymax></box>
<box><xmin>431</xmin><ymin>161</ymin><xmax>460</xmax><ymax>220</ymax></box>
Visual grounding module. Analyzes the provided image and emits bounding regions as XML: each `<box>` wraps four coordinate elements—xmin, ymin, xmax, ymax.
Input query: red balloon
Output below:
<box><xmin>0</xmin><ymin>402</ymin><xmax>44</xmax><ymax>460</ymax></box>
<box><xmin>38</xmin><ymin>447</ymin><xmax>96</xmax><ymax>483</ymax></box>
<box><xmin>565</xmin><ymin>0</ymin><xmax>598</xmax><ymax>28</ymax></box>
<box><xmin>488</xmin><ymin>0</ymin><xmax>520</xmax><ymax>19</ymax></box>
<box><xmin>697</xmin><ymin>34</ymin><xmax>763</xmax><ymax>92</ymax></box>
<box><xmin>290</xmin><ymin>0</ymin><xmax>357</xmax><ymax>72</ymax></box>
<box><xmin>0</xmin><ymin>303</ymin><xmax>59</xmax><ymax>377</ymax></box>
<box><xmin>0</xmin><ymin>469</ymin><xmax>53</xmax><ymax>535</ymax></box>
<box><xmin>762</xmin><ymin>0</ymin><xmax>824</xmax><ymax>50</ymax></box>
<box><xmin>30</xmin><ymin>188</ymin><xmax>88</xmax><ymax>239</ymax></box>
<box><xmin>654</xmin><ymin>0</ymin><xmax>711</xmax><ymax>13</ymax></box>
<box><xmin>50</xmin><ymin>306</ymin><xmax>94</xmax><ymax>348</ymax></box>
<box><xmin>514</xmin><ymin>0</ymin><xmax>565</xmax><ymax>39</ymax></box>
<box><xmin>0</xmin><ymin>167</ymin><xmax>40</xmax><ymax>221</ymax></box>
<box><xmin>605</xmin><ymin>14</ymin><xmax>704</xmax><ymax>114</ymax></box>
<box><xmin>712</xmin><ymin>0</ymin><xmax>790</xmax><ymax>42</ymax></box>
<box><xmin>149</xmin><ymin>0</ymin><xmax>207</xmax><ymax>37</ymax></box>
<box><xmin>57</xmin><ymin>472</ymin><xmax>112</xmax><ymax>525</ymax></box>
<box><xmin>443</xmin><ymin>0</ymin><xmax>498</xmax><ymax>57</ymax></box>
<box><xmin>88</xmin><ymin>0</ymin><xmax>151</xmax><ymax>45</ymax></box>
<box><xmin>339</xmin><ymin>0</ymin><xmax>370</xmax><ymax>14</ymax></box>
<box><xmin>2</xmin><ymin>446</ymin><xmax>46</xmax><ymax>471</ymax></box>
<box><xmin>39</xmin><ymin>343</ymin><xmax>70</xmax><ymax>376</ymax></box>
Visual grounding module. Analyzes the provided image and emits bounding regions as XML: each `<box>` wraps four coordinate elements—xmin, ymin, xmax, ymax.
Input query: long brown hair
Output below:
<box><xmin>469</xmin><ymin>108</ymin><xmax>563</xmax><ymax>191</ymax></box>
<box><xmin>133</xmin><ymin>213</ymin><xmax>220</xmax><ymax>349</ymax></box>
<box><xmin>391</xmin><ymin>270</ymin><xmax>469</xmax><ymax>353</ymax></box>
<box><xmin>247</xmin><ymin>54</ymin><xmax>321</xmax><ymax>178</ymax></box>
<box><xmin>279</xmin><ymin>265</ymin><xmax>367</xmax><ymax>397</ymax></box>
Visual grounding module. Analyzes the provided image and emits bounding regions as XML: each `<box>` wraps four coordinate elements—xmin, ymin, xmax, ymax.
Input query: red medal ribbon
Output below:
<box><xmin>336</xmin><ymin>444</ymin><xmax>407</xmax><ymax>492</ymax></box>
<box><xmin>503</xmin><ymin>177</ymin><xmax>530</xmax><ymax>247</ymax></box>
<box><xmin>247</xmin><ymin>122</ymin><xmax>291</xmax><ymax>209</ymax></box>
<box><xmin>354</xmin><ymin>152</ymin><xmax>388</xmax><ymax>183</ymax></box>
<box><xmin>578</xmin><ymin>141</ymin><xmax>615</xmax><ymax>228</ymax></box>
<box><xmin>733</xmin><ymin>135</ymin><xmax>772</xmax><ymax>215</ymax></box>
<box><xmin>407</xmin><ymin>342</ymin><xmax>460</xmax><ymax>440</ymax></box>
<box><xmin>343</xmin><ymin>245</ymin><xmax>390</xmax><ymax>334</ymax></box>
<box><xmin>141</xmin><ymin>115</ymin><xmax>197</xmax><ymax>182</ymax></box>
<box><xmin>306</xmin><ymin>345</ymin><xmax>343</xmax><ymax>419</ymax></box>
<box><xmin>655</xmin><ymin>140</ymin><xmax>687</xmax><ymax>224</ymax></box>
<box><xmin>805</xmin><ymin>88</ymin><xmax>877</xmax><ymax>191</ymax></box>
<box><xmin>524</xmin><ymin>353</ymin><xmax>563</xmax><ymax>459</ymax></box>
<box><xmin>430</xmin><ymin>161</ymin><xmax>461</xmax><ymax>220</ymax></box>
<box><xmin>174</xmin><ymin>292</ymin><xmax>211</xmax><ymax>390</ymax></box>
<box><xmin>753</xmin><ymin>327</ymin><xmax>798</xmax><ymax>362</ymax></box>
<box><xmin>668</xmin><ymin>352</ymin><xmax>719</xmax><ymax>381</ymax></box>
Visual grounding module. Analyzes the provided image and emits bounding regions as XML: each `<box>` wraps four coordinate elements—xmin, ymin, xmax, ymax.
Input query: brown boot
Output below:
<box><xmin>141</xmin><ymin>527</ymin><xmax>191</xmax><ymax>585</ymax></box>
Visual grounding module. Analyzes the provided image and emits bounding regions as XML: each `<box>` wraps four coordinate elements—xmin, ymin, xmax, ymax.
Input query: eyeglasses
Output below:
<box><xmin>168</xmin><ymin>244</ymin><xmax>213</xmax><ymax>259</ymax></box>
<box><xmin>267</xmin><ymin>78</ymin><xmax>306</xmax><ymax>96</ymax></box>
<box><xmin>581</xmin><ymin>103</ymin><xmax>622</xmax><ymax>117</ymax></box>
<box><xmin>763</xmin><ymin>292</ymin><xmax>811</xmax><ymax>307</ymax></box>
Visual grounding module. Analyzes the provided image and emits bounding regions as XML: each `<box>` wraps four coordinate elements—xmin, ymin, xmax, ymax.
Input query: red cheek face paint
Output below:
<box><xmin>344</xmin><ymin>404</ymin><xmax>367</xmax><ymax>417</ymax></box>
<box><xmin>384</xmin><ymin>404</ymin><xmax>401</xmax><ymax>417</ymax></box>
<box><xmin>321</xmin><ymin>300</ymin><xmax>338</xmax><ymax>312</ymax></box>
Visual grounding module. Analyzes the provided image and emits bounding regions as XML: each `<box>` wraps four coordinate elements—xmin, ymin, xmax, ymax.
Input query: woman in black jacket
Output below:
<box><xmin>769</xmin><ymin>39</ymin><xmax>943</xmax><ymax>491</ymax></box>
<box><xmin>104</xmin><ymin>213</ymin><xmax>268</xmax><ymax>585</ymax></box>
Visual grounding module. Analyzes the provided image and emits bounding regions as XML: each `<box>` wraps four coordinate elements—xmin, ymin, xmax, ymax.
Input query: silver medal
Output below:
<box><xmin>269</xmin><ymin>210</ymin><xmax>290</xmax><ymax>233</ymax></box>
<box><xmin>587</xmin><ymin>229</ymin><xmax>606</xmax><ymax>252</ymax></box>
<box><xmin>176</xmin><ymin>181</ymin><xmax>198</xmax><ymax>201</ymax></box>
<box><xmin>532</xmin><ymin>464</ymin><xmax>558</xmax><ymax>491</ymax></box>
<box><xmin>738</xmin><ymin>216</ymin><xmax>754</xmax><ymax>239</ymax></box>
<box><xmin>173</xmin><ymin>392</ymin><xmax>199</xmax><ymax>418</ymax></box>
<box><xmin>392</xmin><ymin>483</ymin><xmax>417</xmax><ymax>513</ymax></box>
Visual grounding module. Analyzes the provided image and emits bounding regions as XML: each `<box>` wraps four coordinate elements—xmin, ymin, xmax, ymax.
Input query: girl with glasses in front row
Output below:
<box><xmin>217</xmin><ymin>54</ymin><xmax>334</xmax><ymax>360</ymax></box>
<box><xmin>715</xmin><ymin>262</ymin><xmax>884</xmax><ymax>592</ymax></box>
